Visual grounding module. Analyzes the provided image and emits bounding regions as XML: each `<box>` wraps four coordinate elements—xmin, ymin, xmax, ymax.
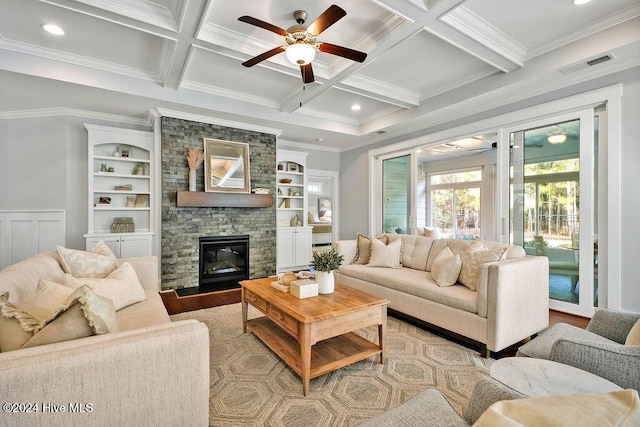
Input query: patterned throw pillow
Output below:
<box><xmin>431</xmin><ymin>247</ymin><xmax>462</xmax><ymax>287</ymax></box>
<box><xmin>458</xmin><ymin>240</ymin><xmax>507</xmax><ymax>291</ymax></box>
<box><xmin>57</xmin><ymin>241</ymin><xmax>119</xmax><ymax>278</ymax></box>
<box><xmin>367</xmin><ymin>238</ymin><xmax>402</xmax><ymax>268</ymax></box>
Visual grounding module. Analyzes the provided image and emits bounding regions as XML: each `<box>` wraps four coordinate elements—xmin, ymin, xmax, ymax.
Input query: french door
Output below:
<box><xmin>373</xmin><ymin>152</ymin><xmax>416</xmax><ymax>236</ymax></box>
<box><xmin>505</xmin><ymin>109</ymin><xmax>598</xmax><ymax>316</ymax></box>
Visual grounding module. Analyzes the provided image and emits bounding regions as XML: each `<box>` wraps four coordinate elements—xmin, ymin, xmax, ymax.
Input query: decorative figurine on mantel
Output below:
<box><xmin>186</xmin><ymin>147</ymin><xmax>204</xmax><ymax>192</ymax></box>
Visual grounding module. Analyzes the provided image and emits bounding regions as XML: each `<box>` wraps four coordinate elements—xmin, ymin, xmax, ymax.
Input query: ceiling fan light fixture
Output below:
<box><xmin>548</xmin><ymin>133</ymin><xmax>567</xmax><ymax>144</ymax></box>
<box><xmin>285</xmin><ymin>43</ymin><xmax>315</xmax><ymax>65</ymax></box>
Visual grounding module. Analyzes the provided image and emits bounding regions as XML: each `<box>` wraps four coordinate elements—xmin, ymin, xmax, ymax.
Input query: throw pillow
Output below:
<box><xmin>459</xmin><ymin>240</ymin><xmax>507</xmax><ymax>291</ymax></box>
<box><xmin>2</xmin><ymin>279</ymin><xmax>74</xmax><ymax>333</ymax></box>
<box><xmin>21</xmin><ymin>286</ymin><xmax>119</xmax><ymax>350</ymax></box>
<box><xmin>626</xmin><ymin>319</ymin><xmax>640</xmax><ymax>346</ymax></box>
<box><xmin>57</xmin><ymin>241</ymin><xmax>119</xmax><ymax>278</ymax></box>
<box><xmin>62</xmin><ymin>262</ymin><xmax>147</xmax><ymax>311</ymax></box>
<box><xmin>367</xmin><ymin>238</ymin><xmax>402</xmax><ymax>268</ymax></box>
<box><xmin>352</xmin><ymin>233</ymin><xmax>373</xmax><ymax>265</ymax></box>
<box><xmin>0</xmin><ymin>292</ymin><xmax>32</xmax><ymax>352</ymax></box>
<box><xmin>431</xmin><ymin>247</ymin><xmax>462</xmax><ymax>287</ymax></box>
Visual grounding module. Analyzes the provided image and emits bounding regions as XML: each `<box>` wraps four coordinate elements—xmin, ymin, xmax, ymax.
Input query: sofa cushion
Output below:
<box><xmin>431</xmin><ymin>247</ymin><xmax>462</xmax><ymax>287</ymax></box>
<box><xmin>57</xmin><ymin>241</ymin><xmax>119</xmax><ymax>278</ymax></box>
<box><xmin>517</xmin><ymin>323</ymin><xmax>617</xmax><ymax>359</ymax></box>
<box><xmin>116</xmin><ymin>290</ymin><xmax>170</xmax><ymax>331</ymax></box>
<box><xmin>626</xmin><ymin>319</ymin><xmax>640</xmax><ymax>346</ymax></box>
<box><xmin>368</xmin><ymin>238</ymin><xmax>402</xmax><ymax>268</ymax></box>
<box><xmin>426</xmin><ymin>239</ymin><xmax>525</xmax><ymax>272</ymax></box>
<box><xmin>338</xmin><ymin>264</ymin><xmax>478</xmax><ymax>314</ymax></box>
<box><xmin>459</xmin><ymin>240</ymin><xmax>507</xmax><ymax>291</ymax></box>
<box><xmin>387</xmin><ymin>234</ymin><xmax>434</xmax><ymax>271</ymax></box>
<box><xmin>63</xmin><ymin>262</ymin><xmax>147</xmax><ymax>311</ymax></box>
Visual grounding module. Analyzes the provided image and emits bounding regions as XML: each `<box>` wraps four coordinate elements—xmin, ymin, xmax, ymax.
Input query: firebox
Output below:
<box><xmin>199</xmin><ymin>235</ymin><xmax>249</xmax><ymax>292</ymax></box>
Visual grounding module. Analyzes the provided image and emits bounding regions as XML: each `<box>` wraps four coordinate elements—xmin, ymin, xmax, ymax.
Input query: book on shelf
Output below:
<box><xmin>134</xmin><ymin>194</ymin><xmax>148</xmax><ymax>208</ymax></box>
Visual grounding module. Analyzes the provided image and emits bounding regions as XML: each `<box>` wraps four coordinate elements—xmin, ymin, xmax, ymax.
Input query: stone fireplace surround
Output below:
<box><xmin>161</xmin><ymin>117</ymin><xmax>276</xmax><ymax>291</ymax></box>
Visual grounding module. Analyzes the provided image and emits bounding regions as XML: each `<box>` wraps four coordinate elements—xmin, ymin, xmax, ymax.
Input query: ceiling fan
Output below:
<box><xmin>238</xmin><ymin>4</ymin><xmax>367</xmax><ymax>84</ymax></box>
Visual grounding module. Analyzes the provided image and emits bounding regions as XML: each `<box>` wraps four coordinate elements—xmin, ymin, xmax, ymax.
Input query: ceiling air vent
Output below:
<box><xmin>375</xmin><ymin>130</ymin><xmax>387</xmax><ymax>135</ymax></box>
<box><xmin>560</xmin><ymin>53</ymin><xmax>615</xmax><ymax>75</ymax></box>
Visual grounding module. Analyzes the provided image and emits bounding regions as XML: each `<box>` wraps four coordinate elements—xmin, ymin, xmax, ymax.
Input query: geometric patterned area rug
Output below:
<box><xmin>170</xmin><ymin>303</ymin><xmax>493</xmax><ymax>427</ymax></box>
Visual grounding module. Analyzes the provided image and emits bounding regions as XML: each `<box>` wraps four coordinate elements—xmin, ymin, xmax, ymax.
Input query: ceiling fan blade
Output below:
<box><xmin>238</xmin><ymin>16</ymin><xmax>288</xmax><ymax>36</ymax></box>
<box><xmin>242</xmin><ymin>46</ymin><xmax>285</xmax><ymax>67</ymax></box>
<box><xmin>307</xmin><ymin>5</ymin><xmax>346</xmax><ymax>36</ymax></box>
<box><xmin>301</xmin><ymin>63</ymin><xmax>315</xmax><ymax>84</ymax></box>
<box><xmin>319</xmin><ymin>43</ymin><xmax>367</xmax><ymax>63</ymax></box>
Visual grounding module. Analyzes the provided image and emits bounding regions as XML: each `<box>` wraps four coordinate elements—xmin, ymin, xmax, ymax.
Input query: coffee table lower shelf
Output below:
<box><xmin>246</xmin><ymin>317</ymin><xmax>381</xmax><ymax>380</ymax></box>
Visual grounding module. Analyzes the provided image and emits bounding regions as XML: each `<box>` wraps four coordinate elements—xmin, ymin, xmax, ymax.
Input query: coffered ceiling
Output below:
<box><xmin>0</xmin><ymin>0</ymin><xmax>638</xmax><ymax>151</ymax></box>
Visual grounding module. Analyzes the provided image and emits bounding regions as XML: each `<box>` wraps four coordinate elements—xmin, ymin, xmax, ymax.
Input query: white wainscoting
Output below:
<box><xmin>0</xmin><ymin>210</ymin><xmax>66</xmax><ymax>269</ymax></box>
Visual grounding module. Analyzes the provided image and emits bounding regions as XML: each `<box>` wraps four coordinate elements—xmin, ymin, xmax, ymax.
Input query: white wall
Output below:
<box><xmin>339</xmin><ymin>68</ymin><xmax>640</xmax><ymax>312</ymax></box>
<box><xmin>0</xmin><ymin>119</ymin><xmax>8</xmax><ymax>208</ymax></box>
<box><xmin>620</xmin><ymin>75</ymin><xmax>640</xmax><ymax>312</ymax></box>
<box><xmin>1</xmin><ymin>115</ymin><xmax>150</xmax><ymax>249</ymax></box>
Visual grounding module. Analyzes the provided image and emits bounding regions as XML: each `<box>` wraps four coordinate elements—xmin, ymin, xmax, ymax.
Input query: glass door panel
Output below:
<box><xmin>508</xmin><ymin>112</ymin><xmax>596</xmax><ymax>317</ymax></box>
<box><xmin>382</xmin><ymin>155</ymin><xmax>410</xmax><ymax>234</ymax></box>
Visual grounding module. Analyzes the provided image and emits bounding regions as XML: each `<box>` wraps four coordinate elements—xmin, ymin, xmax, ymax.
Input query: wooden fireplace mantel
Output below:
<box><xmin>176</xmin><ymin>191</ymin><xmax>273</xmax><ymax>208</ymax></box>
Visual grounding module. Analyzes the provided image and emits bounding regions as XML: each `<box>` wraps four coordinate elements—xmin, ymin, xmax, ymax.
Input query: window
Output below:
<box><xmin>427</xmin><ymin>170</ymin><xmax>482</xmax><ymax>239</ymax></box>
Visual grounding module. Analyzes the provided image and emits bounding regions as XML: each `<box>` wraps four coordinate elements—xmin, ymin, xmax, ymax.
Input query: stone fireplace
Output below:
<box><xmin>160</xmin><ymin>116</ymin><xmax>276</xmax><ymax>291</ymax></box>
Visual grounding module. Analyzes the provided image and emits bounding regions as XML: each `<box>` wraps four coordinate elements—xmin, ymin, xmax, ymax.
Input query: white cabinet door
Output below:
<box><xmin>277</xmin><ymin>229</ymin><xmax>296</xmax><ymax>269</ymax></box>
<box><xmin>277</xmin><ymin>227</ymin><xmax>312</xmax><ymax>271</ymax></box>
<box><xmin>119</xmin><ymin>235</ymin><xmax>152</xmax><ymax>258</ymax></box>
<box><xmin>294</xmin><ymin>227</ymin><xmax>312</xmax><ymax>266</ymax></box>
<box><xmin>86</xmin><ymin>235</ymin><xmax>152</xmax><ymax>258</ymax></box>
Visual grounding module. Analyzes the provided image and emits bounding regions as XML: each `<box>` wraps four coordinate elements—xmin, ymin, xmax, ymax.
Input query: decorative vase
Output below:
<box><xmin>316</xmin><ymin>270</ymin><xmax>335</xmax><ymax>294</ymax></box>
<box><xmin>189</xmin><ymin>169</ymin><xmax>197</xmax><ymax>191</ymax></box>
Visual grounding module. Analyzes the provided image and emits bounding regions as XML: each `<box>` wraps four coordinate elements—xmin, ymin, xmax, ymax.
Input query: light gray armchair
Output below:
<box><xmin>517</xmin><ymin>308</ymin><xmax>640</xmax><ymax>391</ymax></box>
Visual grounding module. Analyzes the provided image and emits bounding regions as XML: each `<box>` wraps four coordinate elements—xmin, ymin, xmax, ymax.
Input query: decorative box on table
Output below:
<box><xmin>290</xmin><ymin>279</ymin><xmax>318</xmax><ymax>299</ymax></box>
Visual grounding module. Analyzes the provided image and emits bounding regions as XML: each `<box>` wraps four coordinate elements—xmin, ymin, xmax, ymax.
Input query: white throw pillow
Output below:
<box><xmin>459</xmin><ymin>240</ymin><xmax>507</xmax><ymax>291</ymax></box>
<box><xmin>626</xmin><ymin>319</ymin><xmax>640</xmax><ymax>346</ymax></box>
<box><xmin>367</xmin><ymin>238</ymin><xmax>402</xmax><ymax>268</ymax></box>
<box><xmin>57</xmin><ymin>241</ymin><xmax>119</xmax><ymax>278</ymax></box>
<box><xmin>431</xmin><ymin>247</ymin><xmax>462</xmax><ymax>287</ymax></box>
<box><xmin>63</xmin><ymin>262</ymin><xmax>147</xmax><ymax>311</ymax></box>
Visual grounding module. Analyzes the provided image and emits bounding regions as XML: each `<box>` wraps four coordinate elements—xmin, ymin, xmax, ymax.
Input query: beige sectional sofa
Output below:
<box><xmin>334</xmin><ymin>234</ymin><xmax>549</xmax><ymax>356</ymax></box>
<box><xmin>0</xmin><ymin>252</ymin><xmax>210</xmax><ymax>426</ymax></box>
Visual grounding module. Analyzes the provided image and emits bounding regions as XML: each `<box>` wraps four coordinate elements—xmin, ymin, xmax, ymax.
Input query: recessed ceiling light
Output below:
<box><xmin>351</xmin><ymin>104</ymin><xmax>361</xmax><ymax>111</ymax></box>
<box><xmin>316</xmin><ymin>138</ymin><xmax>324</xmax><ymax>142</ymax></box>
<box><xmin>572</xmin><ymin>0</ymin><xmax>592</xmax><ymax>5</ymax></box>
<box><xmin>42</xmin><ymin>24</ymin><xmax>65</xmax><ymax>36</ymax></box>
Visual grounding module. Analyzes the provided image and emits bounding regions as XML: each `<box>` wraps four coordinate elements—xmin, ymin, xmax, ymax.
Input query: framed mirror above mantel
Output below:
<box><xmin>204</xmin><ymin>138</ymin><xmax>250</xmax><ymax>193</ymax></box>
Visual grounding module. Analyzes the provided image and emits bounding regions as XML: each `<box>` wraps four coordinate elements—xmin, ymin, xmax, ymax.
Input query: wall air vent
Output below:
<box><xmin>560</xmin><ymin>53</ymin><xmax>615</xmax><ymax>75</ymax></box>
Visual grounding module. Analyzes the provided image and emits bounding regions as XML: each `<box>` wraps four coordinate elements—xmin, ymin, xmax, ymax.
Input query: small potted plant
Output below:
<box><xmin>311</xmin><ymin>249</ymin><xmax>344</xmax><ymax>294</ymax></box>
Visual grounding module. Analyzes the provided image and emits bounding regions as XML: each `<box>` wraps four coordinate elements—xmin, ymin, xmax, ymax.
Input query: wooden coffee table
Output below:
<box><xmin>240</xmin><ymin>277</ymin><xmax>389</xmax><ymax>396</ymax></box>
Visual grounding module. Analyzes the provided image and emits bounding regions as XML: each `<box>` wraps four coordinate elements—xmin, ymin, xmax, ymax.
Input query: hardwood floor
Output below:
<box><xmin>549</xmin><ymin>309</ymin><xmax>590</xmax><ymax>328</ymax></box>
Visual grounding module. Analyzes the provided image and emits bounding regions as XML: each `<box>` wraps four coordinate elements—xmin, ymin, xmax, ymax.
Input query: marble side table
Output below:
<box><xmin>490</xmin><ymin>357</ymin><xmax>622</xmax><ymax>397</ymax></box>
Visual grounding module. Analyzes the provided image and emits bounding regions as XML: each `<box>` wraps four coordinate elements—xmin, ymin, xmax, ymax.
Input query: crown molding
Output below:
<box><xmin>277</xmin><ymin>139</ymin><xmax>340</xmax><ymax>153</ymax></box>
<box><xmin>296</xmin><ymin>107</ymin><xmax>360</xmax><ymax>126</ymax></box>
<box><xmin>0</xmin><ymin>107</ymin><xmax>150</xmax><ymax>125</ymax></box>
<box><xmin>152</xmin><ymin>108</ymin><xmax>282</xmax><ymax>136</ymax></box>
<box><xmin>341</xmin><ymin>74</ymin><xmax>419</xmax><ymax>108</ymax></box>
<box><xmin>440</xmin><ymin>6</ymin><xmax>526</xmax><ymax>67</ymax></box>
